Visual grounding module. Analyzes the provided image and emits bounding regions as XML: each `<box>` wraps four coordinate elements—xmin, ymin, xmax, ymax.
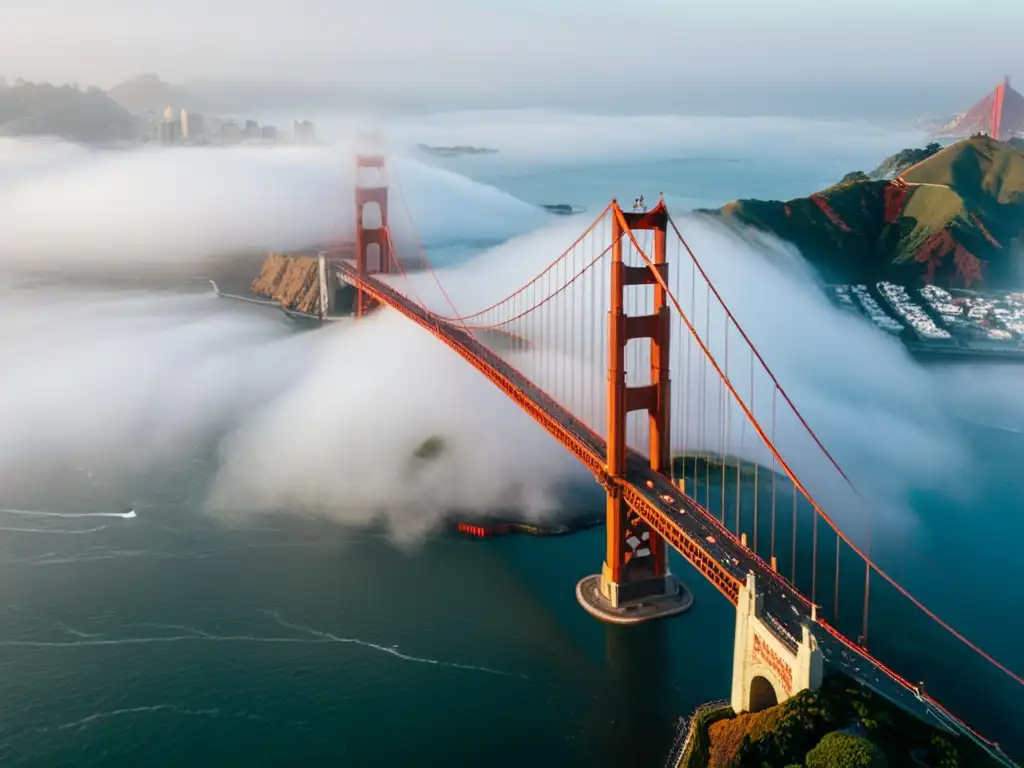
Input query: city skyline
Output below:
<box><xmin>148</xmin><ymin>105</ymin><xmax>315</xmax><ymax>146</ymax></box>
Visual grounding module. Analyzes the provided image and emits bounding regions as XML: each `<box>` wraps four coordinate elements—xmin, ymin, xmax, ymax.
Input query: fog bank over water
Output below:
<box><xmin>0</xmin><ymin>136</ymin><xmax>544</xmax><ymax>271</ymax></box>
<box><xmin>211</xmin><ymin>206</ymin><xmax>1021</xmax><ymax>546</ymax></box>
<box><xmin>0</xmin><ymin>113</ymin><xmax>926</xmax><ymax>271</ymax></box>
<box><xmin>0</xmin><ymin>117</ymin><xmax>1019</xmax><ymax>546</ymax></box>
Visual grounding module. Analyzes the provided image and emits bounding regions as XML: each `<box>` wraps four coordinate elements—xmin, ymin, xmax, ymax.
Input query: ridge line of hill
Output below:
<box><xmin>703</xmin><ymin>136</ymin><xmax>1024</xmax><ymax>290</ymax></box>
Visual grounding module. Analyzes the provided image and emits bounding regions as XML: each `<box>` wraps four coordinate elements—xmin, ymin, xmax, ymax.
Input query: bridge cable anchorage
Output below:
<box><xmin>614</xmin><ymin>204</ymin><xmax>1024</xmax><ymax>689</ymax></box>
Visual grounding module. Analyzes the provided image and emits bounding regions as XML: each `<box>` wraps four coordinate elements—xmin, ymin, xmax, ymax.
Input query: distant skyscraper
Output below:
<box><xmin>293</xmin><ymin>120</ymin><xmax>316</xmax><ymax>145</ymax></box>
<box><xmin>181</xmin><ymin>110</ymin><xmax>204</xmax><ymax>142</ymax></box>
<box><xmin>158</xmin><ymin>106</ymin><xmax>182</xmax><ymax>145</ymax></box>
<box><xmin>244</xmin><ymin>120</ymin><xmax>260</xmax><ymax>139</ymax></box>
<box><xmin>221</xmin><ymin>121</ymin><xmax>242</xmax><ymax>144</ymax></box>
<box><xmin>159</xmin><ymin>121</ymin><xmax>182</xmax><ymax>144</ymax></box>
<box><xmin>260</xmin><ymin>125</ymin><xmax>277</xmax><ymax>142</ymax></box>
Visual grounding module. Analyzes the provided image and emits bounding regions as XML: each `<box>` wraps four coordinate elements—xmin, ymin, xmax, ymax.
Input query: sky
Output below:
<box><xmin>0</xmin><ymin>0</ymin><xmax>1019</xmax><ymax>99</ymax></box>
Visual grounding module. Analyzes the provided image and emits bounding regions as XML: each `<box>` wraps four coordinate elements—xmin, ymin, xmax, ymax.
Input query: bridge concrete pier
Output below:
<box><xmin>576</xmin><ymin>571</ymin><xmax>693</xmax><ymax>625</ymax></box>
<box><xmin>730</xmin><ymin>573</ymin><xmax>822</xmax><ymax>713</ymax></box>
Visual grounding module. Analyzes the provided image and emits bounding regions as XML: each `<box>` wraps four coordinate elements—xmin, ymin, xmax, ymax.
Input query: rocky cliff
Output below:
<box><xmin>250</xmin><ymin>254</ymin><xmax>322</xmax><ymax>314</ymax></box>
<box><xmin>867</xmin><ymin>142</ymin><xmax>943</xmax><ymax>180</ymax></box>
<box><xmin>705</xmin><ymin>137</ymin><xmax>1024</xmax><ymax>289</ymax></box>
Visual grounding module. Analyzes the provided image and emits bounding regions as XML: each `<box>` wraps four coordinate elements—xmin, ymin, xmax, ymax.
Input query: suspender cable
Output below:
<box><xmin>770</xmin><ymin>387</ymin><xmax>777</xmax><ymax>564</ymax></box>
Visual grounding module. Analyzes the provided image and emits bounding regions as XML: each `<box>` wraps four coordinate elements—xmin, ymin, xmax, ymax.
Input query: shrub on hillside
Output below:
<box><xmin>729</xmin><ymin>687</ymin><xmax>842</xmax><ymax>766</ymax></box>
<box><xmin>806</xmin><ymin>732</ymin><xmax>887</xmax><ymax>768</ymax></box>
<box><xmin>708</xmin><ymin>706</ymin><xmax>786</xmax><ymax>768</ymax></box>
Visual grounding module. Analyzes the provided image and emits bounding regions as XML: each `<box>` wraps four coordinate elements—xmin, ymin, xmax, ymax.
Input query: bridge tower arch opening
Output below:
<box><xmin>749</xmin><ymin>675</ymin><xmax>780</xmax><ymax>712</ymax></box>
<box><xmin>576</xmin><ymin>199</ymin><xmax>694</xmax><ymax>623</ymax></box>
<box><xmin>360</xmin><ymin>200</ymin><xmax>384</xmax><ymax>231</ymax></box>
<box><xmin>354</xmin><ymin>152</ymin><xmax>391</xmax><ymax>317</ymax></box>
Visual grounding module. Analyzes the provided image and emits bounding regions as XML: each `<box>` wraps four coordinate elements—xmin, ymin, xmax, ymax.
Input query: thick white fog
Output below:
<box><xmin>0</xmin><ymin>120</ymin><xmax>1019</xmax><ymax>547</ymax></box>
<box><xmin>0</xmin><ymin>136</ymin><xmax>545</xmax><ymax>268</ymax></box>
<box><xmin>384</xmin><ymin>212</ymin><xmax>965</xmax><ymax>543</ymax></box>
<box><xmin>208</xmin><ymin>312</ymin><xmax>577</xmax><ymax>540</ymax></box>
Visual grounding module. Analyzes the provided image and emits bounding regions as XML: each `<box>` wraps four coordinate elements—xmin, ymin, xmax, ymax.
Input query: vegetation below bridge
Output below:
<box><xmin>678</xmin><ymin>675</ymin><xmax>1001</xmax><ymax>768</ymax></box>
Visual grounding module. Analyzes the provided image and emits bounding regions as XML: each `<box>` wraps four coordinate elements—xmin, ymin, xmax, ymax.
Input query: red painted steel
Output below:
<box><xmin>339</xmin><ymin>188</ymin><xmax>1020</xmax><ymax>756</ymax></box>
<box><xmin>601</xmin><ymin>202</ymin><xmax>675</xmax><ymax>588</ymax></box>
<box><xmin>992</xmin><ymin>77</ymin><xmax>1007</xmax><ymax>141</ymax></box>
<box><xmin>339</xmin><ymin>253</ymin><xmax>1009</xmax><ymax>754</ymax></box>
<box><xmin>605</xmin><ymin>209</ymin><xmax>627</xmax><ymax>584</ymax></box>
<box><xmin>354</xmin><ymin>152</ymin><xmax>390</xmax><ymax>316</ymax></box>
<box><xmin>337</xmin><ymin>260</ymin><xmax>744</xmax><ymax>602</ymax></box>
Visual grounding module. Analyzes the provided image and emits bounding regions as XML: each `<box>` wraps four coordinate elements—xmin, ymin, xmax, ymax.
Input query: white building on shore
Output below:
<box><xmin>877</xmin><ymin>282</ymin><xmax>951</xmax><ymax>341</ymax></box>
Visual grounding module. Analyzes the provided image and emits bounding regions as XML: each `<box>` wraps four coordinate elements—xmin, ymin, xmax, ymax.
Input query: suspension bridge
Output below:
<box><xmin>303</xmin><ymin>150</ymin><xmax>1021</xmax><ymax>763</ymax></box>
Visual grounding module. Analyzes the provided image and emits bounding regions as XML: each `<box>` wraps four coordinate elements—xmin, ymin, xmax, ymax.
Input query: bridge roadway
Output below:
<box><xmin>338</xmin><ymin>263</ymin><xmax>1007</xmax><ymax>761</ymax></box>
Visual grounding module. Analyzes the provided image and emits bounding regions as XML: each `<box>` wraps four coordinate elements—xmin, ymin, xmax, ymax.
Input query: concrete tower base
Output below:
<box><xmin>576</xmin><ymin>572</ymin><xmax>693</xmax><ymax>625</ymax></box>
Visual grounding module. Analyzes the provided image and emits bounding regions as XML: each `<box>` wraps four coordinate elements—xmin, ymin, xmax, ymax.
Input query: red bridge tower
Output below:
<box><xmin>577</xmin><ymin>200</ymin><xmax>694</xmax><ymax>623</ymax></box>
<box><xmin>990</xmin><ymin>76</ymin><xmax>1008</xmax><ymax>141</ymax></box>
<box><xmin>354</xmin><ymin>151</ymin><xmax>391</xmax><ymax>316</ymax></box>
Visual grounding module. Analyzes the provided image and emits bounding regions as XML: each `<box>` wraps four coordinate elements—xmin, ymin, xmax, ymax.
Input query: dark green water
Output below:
<box><xmin>1</xmin><ymin>412</ymin><xmax>1022</xmax><ymax>766</ymax></box>
<box><xmin>0</xmin><ymin>463</ymin><xmax>737</xmax><ymax>767</ymax></box>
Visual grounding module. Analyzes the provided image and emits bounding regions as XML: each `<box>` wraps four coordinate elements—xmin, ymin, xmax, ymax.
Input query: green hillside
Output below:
<box><xmin>706</xmin><ymin>137</ymin><xmax>1024</xmax><ymax>289</ymax></box>
<box><xmin>0</xmin><ymin>81</ymin><xmax>139</xmax><ymax>143</ymax></box>
<box><xmin>902</xmin><ymin>136</ymin><xmax>1024</xmax><ymax>204</ymax></box>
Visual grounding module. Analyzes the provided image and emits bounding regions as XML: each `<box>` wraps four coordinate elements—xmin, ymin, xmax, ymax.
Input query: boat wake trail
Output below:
<box><xmin>0</xmin><ymin>615</ymin><xmax>528</xmax><ymax>681</ymax></box>
<box><xmin>953</xmin><ymin>416</ymin><xmax>1024</xmax><ymax>436</ymax></box>
<box><xmin>0</xmin><ymin>507</ymin><xmax>136</xmax><ymax>519</ymax></box>
<box><xmin>0</xmin><ymin>525</ymin><xmax>113</xmax><ymax>535</ymax></box>
<box><xmin>55</xmin><ymin>621</ymin><xmax>102</xmax><ymax>639</ymax></box>
<box><xmin>14</xmin><ymin>541</ymin><xmax>328</xmax><ymax>567</ymax></box>
<box><xmin>0</xmin><ymin>507</ymin><xmax>134</xmax><ymax>537</ymax></box>
<box><xmin>35</xmin><ymin>704</ymin><xmax>266</xmax><ymax>732</ymax></box>
<box><xmin>128</xmin><ymin>622</ymin><xmax>218</xmax><ymax>638</ymax></box>
<box><xmin>262</xmin><ymin>610</ymin><xmax>529</xmax><ymax>680</ymax></box>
